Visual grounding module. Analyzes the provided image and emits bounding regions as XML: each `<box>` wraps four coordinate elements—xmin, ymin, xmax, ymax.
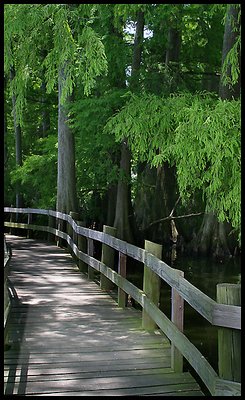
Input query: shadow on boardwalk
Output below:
<box><xmin>4</xmin><ymin>235</ymin><xmax>204</xmax><ymax>396</ymax></box>
<box><xmin>5</xmin><ymin>279</ymin><xmax>30</xmax><ymax>395</ymax></box>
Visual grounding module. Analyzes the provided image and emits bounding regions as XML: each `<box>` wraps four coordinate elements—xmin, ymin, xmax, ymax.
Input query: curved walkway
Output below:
<box><xmin>4</xmin><ymin>235</ymin><xmax>204</xmax><ymax>396</ymax></box>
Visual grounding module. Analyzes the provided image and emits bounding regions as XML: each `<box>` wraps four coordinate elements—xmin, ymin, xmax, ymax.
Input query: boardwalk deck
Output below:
<box><xmin>4</xmin><ymin>235</ymin><xmax>204</xmax><ymax>396</ymax></box>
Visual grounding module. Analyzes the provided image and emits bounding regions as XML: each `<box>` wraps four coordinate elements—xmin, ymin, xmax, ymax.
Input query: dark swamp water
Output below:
<box><xmin>126</xmin><ymin>251</ymin><xmax>241</xmax><ymax>382</ymax></box>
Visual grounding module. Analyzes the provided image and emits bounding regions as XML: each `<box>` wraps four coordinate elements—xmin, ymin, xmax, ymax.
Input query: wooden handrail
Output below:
<box><xmin>4</xmin><ymin>236</ymin><xmax>12</xmax><ymax>344</ymax></box>
<box><xmin>4</xmin><ymin>207</ymin><xmax>241</xmax><ymax>330</ymax></box>
<box><xmin>4</xmin><ymin>207</ymin><xmax>241</xmax><ymax>396</ymax></box>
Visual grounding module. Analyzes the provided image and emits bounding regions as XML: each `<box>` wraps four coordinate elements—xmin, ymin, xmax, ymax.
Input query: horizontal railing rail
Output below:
<box><xmin>4</xmin><ymin>207</ymin><xmax>241</xmax><ymax>396</ymax></box>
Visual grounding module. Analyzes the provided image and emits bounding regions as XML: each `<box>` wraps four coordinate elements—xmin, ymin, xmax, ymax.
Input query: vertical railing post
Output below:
<box><xmin>87</xmin><ymin>238</ymin><xmax>95</xmax><ymax>280</ymax></box>
<box><xmin>48</xmin><ymin>212</ymin><xmax>55</xmax><ymax>243</ymax></box>
<box><xmin>118</xmin><ymin>252</ymin><xmax>127</xmax><ymax>308</ymax></box>
<box><xmin>217</xmin><ymin>283</ymin><xmax>241</xmax><ymax>383</ymax></box>
<box><xmin>9</xmin><ymin>206</ymin><xmax>14</xmax><ymax>235</ymax></box>
<box><xmin>100</xmin><ymin>225</ymin><xmax>116</xmax><ymax>291</ymax></box>
<box><xmin>77</xmin><ymin>221</ymin><xmax>88</xmax><ymax>273</ymax></box>
<box><xmin>56</xmin><ymin>214</ymin><xmax>63</xmax><ymax>248</ymax></box>
<box><xmin>68</xmin><ymin>212</ymin><xmax>80</xmax><ymax>256</ymax></box>
<box><xmin>27</xmin><ymin>212</ymin><xmax>32</xmax><ymax>238</ymax></box>
<box><xmin>142</xmin><ymin>240</ymin><xmax>162</xmax><ymax>330</ymax></box>
<box><xmin>171</xmin><ymin>270</ymin><xmax>184</xmax><ymax>372</ymax></box>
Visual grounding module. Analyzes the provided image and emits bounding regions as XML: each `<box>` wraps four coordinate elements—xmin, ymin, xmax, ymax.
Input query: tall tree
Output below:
<box><xmin>193</xmin><ymin>4</ymin><xmax>241</xmax><ymax>258</ymax></box>
<box><xmin>113</xmin><ymin>10</ymin><xmax>144</xmax><ymax>242</ymax></box>
<box><xmin>4</xmin><ymin>4</ymin><xmax>108</xmax><ymax>214</ymax></box>
<box><xmin>219</xmin><ymin>4</ymin><xmax>240</xmax><ymax>100</ymax></box>
<box><xmin>56</xmin><ymin>65</ymin><xmax>78</xmax><ymax>213</ymax></box>
<box><xmin>10</xmin><ymin>64</ymin><xmax>23</xmax><ymax>209</ymax></box>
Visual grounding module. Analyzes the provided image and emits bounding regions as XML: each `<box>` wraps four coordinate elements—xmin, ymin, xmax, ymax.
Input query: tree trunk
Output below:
<box><xmin>165</xmin><ymin>7</ymin><xmax>182</xmax><ymax>92</ymax></box>
<box><xmin>165</xmin><ymin>27</ymin><xmax>181</xmax><ymax>66</ymax></box>
<box><xmin>10</xmin><ymin>66</ymin><xmax>23</xmax><ymax>209</ymax></box>
<box><xmin>106</xmin><ymin>184</ymin><xmax>117</xmax><ymax>227</ymax></box>
<box><xmin>134</xmin><ymin>163</ymin><xmax>178</xmax><ymax>245</ymax></box>
<box><xmin>113</xmin><ymin>10</ymin><xmax>144</xmax><ymax>243</ymax></box>
<box><xmin>142</xmin><ymin>14</ymin><xmax>181</xmax><ymax>244</ymax></box>
<box><xmin>193</xmin><ymin>5</ymin><xmax>240</xmax><ymax>258</ymax></box>
<box><xmin>219</xmin><ymin>5</ymin><xmax>240</xmax><ymax>100</ymax></box>
<box><xmin>4</xmin><ymin>77</ymin><xmax>8</xmax><ymax>170</ymax></box>
<box><xmin>113</xmin><ymin>141</ymin><xmax>134</xmax><ymax>242</ymax></box>
<box><xmin>130</xmin><ymin>10</ymin><xmax>145</xmax><ymax>90</ymax></box>
<box><xmin>56</xmin><ymin>65</ymin><xmax>78</xmax><ymax>214</ymax></box>
<box><xmin>193</xmin><ymin>210</ymin><xmax>232</xmax><ymax>258</ymax></box>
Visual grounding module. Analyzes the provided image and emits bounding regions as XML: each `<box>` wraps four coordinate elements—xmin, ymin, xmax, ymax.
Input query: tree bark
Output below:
<box><xmin>113</xmin><ymin>141</ymin><xmax>134</xmax><ymax>242</ymax></box>
<box><xmin>219</xmin><ymin>5</ymin><xmax>240</xmax><ymax>100</ymax></box>
<box><xmin>193</xmin><ymin>210</ymin><xmax>232</xmax><ymax>258</ymax></box>
<box><xmin>130</xmin><ymin>10</ymin><xmax>145</xmax><ymax>90</ymax></box>
<box><xmin>113</xmin><ymin>10</ymin><xmax>144</xmax><ymax>243</ymax></box>
<box><xmin>10</xmin><ymin>66</ymin><xmax>23</xmax><ymax>209</ymax></box>
<box><xmin>143</xmin><ymin>14</ymin><xmax>181</xmax><ymax>244</ymax></box>
<box><xmin>165</xmin><ymin>27</ymin><xmax>181</xmax><ymax>66</ymax></box>
<box><xmin>4</xmin><ymin>77</ymin><xmax>8</xmax><ymax>169</ymax></box>
<box><xmin>193</xmin><ymin>5</ymin><xmax>240</xmax><ymax>258</ymax></box>
<box><xmin>106</xmin><ymin>184</ymin><xmax>117</xmax><ymax>227</ymax></box>
<box><xmin>56</xmin><ymin>65</ymin><xmax>78</xmax><ymax>214</ymax></box>
<box><xmin>165</xmin><ymin>6</ymin><xmax>182</xmax><ymax>92</ymax></box>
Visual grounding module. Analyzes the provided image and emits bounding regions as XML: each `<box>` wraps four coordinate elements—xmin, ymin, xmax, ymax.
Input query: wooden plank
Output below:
<box><xmin>32</xmin><ymin>386</ymin><xmax>204</xmax><ymax>396</ymax></box>
<box><xmin>4</xmin><ymin>235</ymin><xmax>204</xmax><ymax>396</ymax></box>
<box><xmin>118</xmin><ymin>252</ymin><xmax>127</xmax><ymax>308</ymax></box>
<box><xmin>93</xmin><ymin>262</ymin><xmax>217</xmax><ymax>394</ymax></box>
<box><xmin>100</xmin><ymin>225</ymin><xmax>116</xmax><ymax>291</ymax></box>
<box><xmin>5</xmin><ymin>348</ymin><xmax>170</xmax><ymax>362</ymax></box>
<box><xmin>216</xmin><ymin>284</ymin><xmax>241</xmax><ymax>384</ymax></box>
<box><xmin>171</xmin><ymin>269</ymin><xmax>184</xmax><ymax>372</ymax></box>
<box><xmin>5</xmin><ymin>371</ymin><xmax>198</xmax><ymax>395</ymax></box>
<box><xmin>214</xmin><ymin>378</ymin><xmax>241</xmax><ymax>396</ymax></box>
<box><xmin>4</xmin><ymin>367</ymin><xmax>173</xmax><ymax>382</ymax></box>
<box><xmin>142</xmin><ymin>240</ymin><xmax>162</xmax><ymax>330</ymax></box>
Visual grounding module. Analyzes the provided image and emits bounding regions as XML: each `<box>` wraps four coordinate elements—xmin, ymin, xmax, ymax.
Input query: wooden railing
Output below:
<box><xmin>4</xmin><ymin>207</ymin><xmax>241</xmax><ymax>396</ymax></box>
<box><xmin>4</xmin><ymin>235</ymin><xmax>13</xmax><ymax>345</ymax></box>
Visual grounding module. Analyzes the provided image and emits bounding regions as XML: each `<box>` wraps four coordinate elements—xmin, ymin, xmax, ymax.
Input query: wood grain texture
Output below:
<box><xmin>4</xmin><ymin>235</ymin><xmax>204</xmax><ymax>396</ymax></box>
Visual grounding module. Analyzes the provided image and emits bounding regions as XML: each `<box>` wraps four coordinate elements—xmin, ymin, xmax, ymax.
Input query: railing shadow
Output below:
<box><xmin>4</xmin><ymin>279</ymin><xmax>30</xmax><ymax>395</ymax></box>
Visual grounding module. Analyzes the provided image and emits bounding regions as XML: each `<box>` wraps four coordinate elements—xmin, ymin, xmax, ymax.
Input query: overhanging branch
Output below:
<box><xmin>146</xmin><ymin>211</ymin><xmax>204</xmax><ymax>229</ymax></box>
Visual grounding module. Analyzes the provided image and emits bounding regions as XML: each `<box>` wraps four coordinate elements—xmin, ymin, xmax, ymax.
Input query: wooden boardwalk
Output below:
<box><xmin>4</xmin><ymin>235</ymin><xmax>204</xmax><ymax>396</ymax></box>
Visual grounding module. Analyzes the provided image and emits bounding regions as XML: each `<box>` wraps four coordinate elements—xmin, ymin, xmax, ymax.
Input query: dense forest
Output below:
<box><xmin>4</xmin><ymin>4</ymin><xmax>241</xmax><ymax>259</ymax></box>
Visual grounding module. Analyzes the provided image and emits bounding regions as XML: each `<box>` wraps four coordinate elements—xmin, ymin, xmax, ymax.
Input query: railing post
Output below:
<box><xmin>68</xmin><ymin>212</ymin><xmax>80</xmax><ymax>255</ymax></box>
<box><xmin>9</xmin><ymin>207</ymin><xmax>14</xmax><ymax>235</ymax></box>
<box><xmin>171</xmin><ymin>270</ymin><xmax>184</xmax><ymax>372</ymax></box>
<box><xmin>142</xmin><ymin>240</ymin><xmax>162</xmax><ymax>330</ymax></box>
<box><xmin>77</xmin><ymin>221</ymin><xmax>87</xmax><ymax>273</ymax></box>
<box><xmin>87</xmin><ymin>238</ymin><xmax>95</xmax><ymax>280</ymax></box>
<box><xmin>118</xmin><ymin>252</ymin><xmax>127</xmax><ymax>308</ymax></box>
<box><xmin>217</xmin><ymin>283</ymin><xmax>241</xmax><ymax>382</ymax></box>
<box><xmin>56</xmin><ymin>215</ymin><xmax>64</xmax><ymax>248</ymax></box>
<box><xmin>100</xmin><ymin>225</ymin><xmax>116</xmax><ymax>291</ymax></box>
<box><xmin>4</xmin><ymin>236</ymin><xmax>12</xmax><ymax>348</ymax></box>
<box><xmin>27</xmin><ymin>212</ymin><xmax>32</xmax><ymax>238</ymax></box>
<box><xmin>48</xmin><ymin>212</ymin><xmax>55</xmax><ymax>243</ymax></box>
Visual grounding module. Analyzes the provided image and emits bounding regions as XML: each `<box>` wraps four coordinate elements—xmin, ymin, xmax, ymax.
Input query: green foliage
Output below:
<box><xmin>10</xmin><ymin>135</ymin><xmax>58</xmax><ymax>208</ymax></box>
<box><xmin>68</xmin><ymin>89</ymin><xmax>128</xmax><ymax>213</ymax></box>
<box><xmin>104</xmin><ymin>92</ymin><xmax>241</xmax><ymax>237</ymax></box>
<box><xmin>76</xmin><ymin>26</ymin><xmax>108</xmax><ymax>96</ymax></box>
<box><xmin>4</xmin><ymin>4</ymin><xmax>108</xmax><ymax>124</ymax></box>
<box><xmin>172</xmin><ymin>96</ymin><xmax>241</xmax><ymax>236</ymax></box>
<box><xmin>221</xmin><ymin>5</ymin><xmax>241</xmax><ymax>88</ymax></box>
<box><xmin>4</xmin><ymin>3</ymin><xmax>241</xmax><ymax>248</ymax></box>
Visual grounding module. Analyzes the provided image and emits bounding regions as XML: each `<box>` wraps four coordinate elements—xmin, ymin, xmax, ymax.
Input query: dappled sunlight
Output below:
<box><xmin>4</xmin><ymin>236</ymin><xmax>187</xmax><ymax>395</ymax></box>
